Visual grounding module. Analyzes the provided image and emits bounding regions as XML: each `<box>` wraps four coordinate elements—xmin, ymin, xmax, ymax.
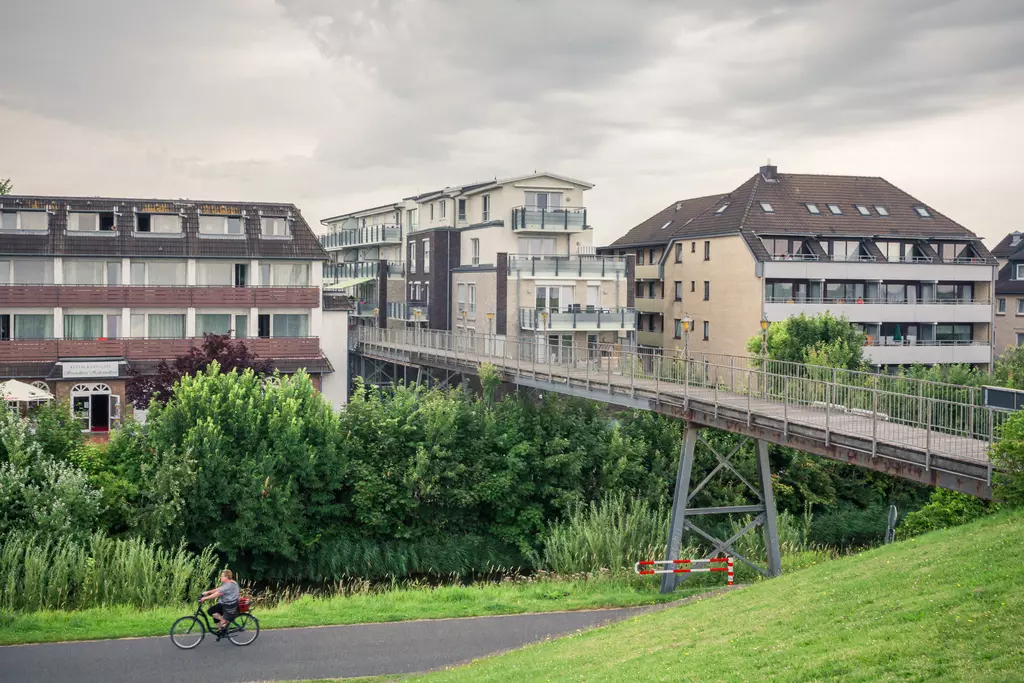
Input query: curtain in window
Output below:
<box><xmin>148</xmin><ymin>314</ymin><xmax>185</xmax><ymax>339</ymax></box>
<box><xmin>64</xmin><ymin>315</ymin><xmax>103</xmax><ymax>340</ymax></box>
<box><xmin>271</xmin><ymin>314</ymin><xmax>308</xmax><ymax>338</ymax></box>
<box><xmin>271</xmin><ymin>263</ymin><xmax>309</xmax><ymax>287</ymax></box>
<box><xmin>69</xmin><ymin>213</ymin><xmax>99</xmax><ymax>231</ymax></box>
<box><xmin>196</xmin><ymin>314</ymin><xmax>231</xmax><ymax>335</ymax></box>
<box><xmin>197</xmin><ymin>262</ymin><xmax>232</xmax><ymax>286</ymax></box>
<box><xmin>147</xmin><ymin>261</ymin><xmax>186</xmax><ymax>285</ymax></box>
<box><xmin>151</xmin><ymin>215</ymin><xmax>181</xmax><ymax>233</ymax></box>
<box><xmin>19</xmin><ymin>212</ymin><xmax>48</xmax><ymax>230</ymax></box>
<box><xmin>63</xmin><ymin>260</ymin><xmax>106</xmax><ymax>285</ymax></box>
<box><xmin>13</xmin><ymin>260</ymin><xmax>54</xmax><ymax>284</ymax></box>
<box><xmin>14</xmin><ymin>315</ymin><xmax>53</xmax><ymax>339</ymax></box>
<box><xmin>234</xmin><ymin>315</ymin><xmax>248</xmax><ymax>339</ymax></box>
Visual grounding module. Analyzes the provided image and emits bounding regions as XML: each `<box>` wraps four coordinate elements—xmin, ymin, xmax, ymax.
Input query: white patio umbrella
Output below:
<box><xmin>1</xmin><ymin>379</ymin><xmax>53</xmax><ymax>403</ymax></box>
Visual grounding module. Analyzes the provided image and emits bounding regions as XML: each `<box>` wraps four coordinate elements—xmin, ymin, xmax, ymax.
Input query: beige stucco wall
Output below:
<box><xmin>451</xmin><ymin>270</ymin><xmax>498</xmax><ymax>333</ymax></box>
<box><xmin>660</xmin><ymin>234</ymin><xmax>761</xmax><ymax>357</ymax></box>
<box><xmin>994</xmin><ymin>303</ymin><xmax>1022</xmax><ymax>354</ymax></box>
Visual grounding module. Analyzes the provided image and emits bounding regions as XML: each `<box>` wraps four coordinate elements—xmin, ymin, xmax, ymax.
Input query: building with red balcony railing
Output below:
<box><xmin>0</xmin><ymin>195</ymin><xmax>345</xmax><ymax>432</ymax></box>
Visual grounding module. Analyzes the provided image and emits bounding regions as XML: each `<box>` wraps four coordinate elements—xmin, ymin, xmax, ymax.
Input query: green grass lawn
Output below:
<box><xmin>0</xmin><ymin>573</ymin><xmax>699</xmax><ymax>646</ymax></box>
<box><xmin>296</xmin><ymin>509</ymin><xmax>1024</xmax><ymax>683</ymax></box>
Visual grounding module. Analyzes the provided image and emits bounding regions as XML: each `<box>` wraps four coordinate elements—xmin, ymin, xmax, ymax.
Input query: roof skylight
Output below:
<box><xmin>715</xmin><ymin>203</ymin><xmax>729</xmax><ymax>215</ymax></box>
<box><xmin>827</xmin><ymin>204</ymin><xmax>843</xmax><ymax>215</ymax></box>
<box><xmin>660</xmin><ymin>221</ymin><xmax>672</xmax><ymax>230</ymax></box>
<box><xmin>875</xmin><ymin>205</ymin><xmax>890</xmax><ymax>216</ymax></box>
<box><xmin>855</xmin><ymin>205</ymin><xmax>871</xmax><ymax>216</ymax></box>
<box><xmin>915</xmin><ymin>206</ymin><xmax>932</xmax><ymax>218</ymax></box>
<box><xmin>760</xmin><ymin>202</ymin><xmax>775</xmax><ymax>213</ymax></box>
<box><xmin>806</xmin><ymin>203</ymin><xmax>821</xmax><ymax>215</ymax></box>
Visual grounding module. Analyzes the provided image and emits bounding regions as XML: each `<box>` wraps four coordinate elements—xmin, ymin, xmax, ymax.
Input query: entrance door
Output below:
<box><xmin>90</xmin><ymin>393</ymin><xmax>110</xmax><ymax>432</ymax></box>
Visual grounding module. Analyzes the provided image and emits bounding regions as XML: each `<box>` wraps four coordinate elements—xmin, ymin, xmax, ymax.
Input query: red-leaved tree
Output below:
<box><xmin>125</xmin><ymin>333</ymin><xmax>273</xmax><ymax>408</ymax></box>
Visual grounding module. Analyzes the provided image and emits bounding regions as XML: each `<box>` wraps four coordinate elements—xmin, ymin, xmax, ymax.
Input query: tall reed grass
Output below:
<box><xmin>0</xmin><ymin>532</ymin><xmax>217</xmax><ymax>611</ymax></box>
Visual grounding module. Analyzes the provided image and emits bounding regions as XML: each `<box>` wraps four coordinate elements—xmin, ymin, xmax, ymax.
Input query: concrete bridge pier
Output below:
<box><xmin>660</xmin><ymin>425</ymin><xmax>782</xmax><ymax>593</ymax></box>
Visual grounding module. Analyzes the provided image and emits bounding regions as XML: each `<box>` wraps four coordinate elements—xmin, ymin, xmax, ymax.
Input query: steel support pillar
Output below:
<box><xmin>660</xmin><ymin>425</ymin><xmax>782</xmax><ymax>594</ymax></box>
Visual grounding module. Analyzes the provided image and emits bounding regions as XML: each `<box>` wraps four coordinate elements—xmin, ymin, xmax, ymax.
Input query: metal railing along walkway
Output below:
<box><xmin>356</xmin><ymin>327</ymin><xmax>1006</xmax><ymax>497</ymax></box>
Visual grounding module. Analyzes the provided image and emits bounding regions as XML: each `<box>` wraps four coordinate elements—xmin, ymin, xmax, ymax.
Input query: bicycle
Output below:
<box><xmin>170</xmin><ymin>595</ymin><xmax>259</xmax><ymax>649</ymax></box>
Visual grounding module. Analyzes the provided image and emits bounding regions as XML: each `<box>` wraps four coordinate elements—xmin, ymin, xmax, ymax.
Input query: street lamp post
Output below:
<box><xmin>681</xmin><ymin>314</ymin><xmax>693</xmax><ymax>361</ymax></box>
<box><xmin>487</xmin><ymin>312</ymin><xmax>494</xmax><ymax>356</ymax></box>
<box><xmin>760</xmin><ymin>314</ymin><xmax>770</xmax><ymax>398</ymax></box>
<box><xmin>413</xmin><ymin>308</ymin><xmax>422</xmax><ymax>346</ymax></box>
<box><xmin>460</xmin><ymin>309</ymin><xmax>468</xmax><ymax>353</ymax></box>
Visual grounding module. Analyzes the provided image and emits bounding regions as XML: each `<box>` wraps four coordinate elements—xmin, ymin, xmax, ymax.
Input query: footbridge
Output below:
<box><xmin>355</xmin><ymin>327</ymin><xmax>1009</xmax><ymax>589</ymax></box>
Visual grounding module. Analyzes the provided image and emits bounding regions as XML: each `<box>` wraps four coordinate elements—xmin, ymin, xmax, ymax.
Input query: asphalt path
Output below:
<box><xmin>0</xmin><ymin>605</ymin><xmax>664</xmax><ymax>682</ymax></box>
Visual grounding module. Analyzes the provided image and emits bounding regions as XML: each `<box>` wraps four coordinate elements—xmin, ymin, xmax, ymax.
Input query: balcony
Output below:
<box><xmin>637</xmin><ymin>330</ymin><xmax>664</xmax><ymax>348</ymax></box>
<box><xmin>388</xmin><ymin>302</ymin><xmax>429</xmax><ymax>323</ymax></box>
<box><xmin>863</xmin><ymin>341</ymin><xmax>991</xmax><ymax>366</ymax></box>
<box><xmin>762</xmin><ymin>259</ymin><xmax>993</xmax><ymax>283</ymax></box>
<box><xmin>319</xmin><ymin>225</ymin><xmax>402</xmax><ymax>250</ymax></box>
<box><xmin>0</xmin><ymin>337</ymin><xmax>322</xmax><ymax>362</ymax></box>
<box><xmin>635</xmin><ymin>297</ymin><xmax>664</xmax><ymax>314</ymax></box>
<box><xmin>518</xmin><ymin>307</ymin><xmax>637</xmax><ymax>332</ymax></box>
<box><xmin>763</xmin><ymin>298</ymin><xmax>992</xmax><ymax>324</ymax></box>
<box><xmin>508</xmin><ymin>255</ymin><xmax>627</xmax><ymax>279</ymax></box>
<box><xmin>323</xmin><ymin>261</ymin><xmax>405</xmax><ymax>286</ymax></box>
<box><xmin>0</xmin><ymin>284</ymin><xmax>319</xmax><ymax>308</ymax></box>
<box><xmin>511</xmin><ymin>206</ymin><xmax>588</xmax><ymax>233</ymax></box>
<box><xmin>635</xmin><ymin>264</ymin><xmax>660</xmax><ymax>280</ymax></box>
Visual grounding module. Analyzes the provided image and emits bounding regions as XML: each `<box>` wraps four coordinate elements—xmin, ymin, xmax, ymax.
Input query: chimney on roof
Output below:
<box><xmin>760</xmin><ymin>159</ymin><xmax>778</xmax><ymax>182</ymax></box>
<box><xmin>675</xmin><ymin>202</ymin><xmax>682</xmax><ymax>211</ymax></box>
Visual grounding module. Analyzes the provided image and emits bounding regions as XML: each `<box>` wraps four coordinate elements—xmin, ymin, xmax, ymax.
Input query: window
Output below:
<box><xmin>1017</xmin><ymin>264</ymin><xmax>1024</xmax><ymax>281</ymax></box>
<box><xmin>998</xmin><ymin>298</ymin><xmax>1006</xmax><ymax>314</ymax></box>
<box><xmin>647</xmin><ymin>281</ymin><xmax>656</xmax><ymax>299</ymax></box>
<box><xmin>674</xmin><ymin>319</ymin><xmax>682</xmax><ymax>339</ymax></box>
<box><xmin>518</xmin><ymin>237</ymin><xmax>557</xmax><ymax>256</ymax></box>
<box><xmin>674</xmin><ymin>281</ymin><xmax>683</xmax><ymax>301</ymax></box>
<box><xmin>649</xmin><ymin>248</ymin><xmax>656</xmax><ymax>264</ymax></box>
<box><xmin>703</xmin><ymin>321</ymin><xmax>710</xmax><ymax>341</ymax></box>
<box><xmin>259</xmin><ymin>263</ymin><xmax>271</xmax><ymax>286</ymax></box>
<box><xmin>587</xmin><ymin>285</ymin><xmax>600</xmax><ymax>308</ymax></box>
<box><xmin>691</xmin><ymin>281</ymin><xmax>696</xmax><ymax>292</ymax></box>
<box><xmin>423</xmin><ymin>240</ymin><xmax>430</xmax><ymax>273</ymax></box>
<box><xmin>196</xmin><ymin>314</ymin><xmax>232</xmax><ymax>336</ymax></box>
<box><xmin>832</xmin><ymin>240</ymin><xmax>863</xmax><ymax>261</ymax></box>
<box><xmin>63</xmin><ymin>314</ymin><xmax>104</xmax><ymax>340</ymax></box>
<box><xmin>1018</xmin><ymin>333</ymin><xmax>1024</xmax><ymax>347</ymax></box>
<box><xmin>409</xmin><ymin>242</ymin><xmax>417</xmax><ymax>274</ymax></box>
<box><xmin>674</xmin><ymin>243</ymin><xmax>682</xmax><ymax>262</ymax></box>
<box><xmin>660</xmin><ymin>221</ymin><xmax>672</xmax><ymax>230</ymax></box>
<box><xmin>759</xmin><ymin>202</ymin><xmax>774</xmax><ymax>213</ymax></box>
<box><xmin>715</xmin><ymin>203</ymin><xmax>729</xmax><ymax>215</ymax></box>
<box><xmin>272</xmin><ymin>314</ymin><xmax>309</xmax><ymax>337</ymax></box>
<box><xmin>468</xmin><ymin>284</ymin><xmax>477</xmax><ymax>314</ymax></box>
<box><xmin>407</xmin><ymin>208</ymin><xmax>419</xmax><ymax>230</ymax></box>
<box><xmin>64</xmin><ymin>260</ymin><xmax>116</xmax><ymax>285</ymax></box>
<box><xmin>128</xmin><ymin>260</ymin><xmax>186</xmax><ymax>286</ymax></box>
<box><xmin>68</xmin><ymin>212</ymin><xmax>116</xmax><ymax>232</ymax></box>
<box><xmin>935</xmin><ymin>324</ymin><xmax>971</xmax><ymax>343</ymax></box>
<box><xmin>14</xmin><ymin>314</ymin><xmax>53</xmax><ymax>339</ymax></box>
<box><xmin>877</xmin><ymin>241</ymin><xmax>902</xmax><ymax>262</ymax></box>
<box><xmin>827</xmin><ymin>204</ymin><xmax>843</xmax><ymax>215</ymax></box>
<box><xmin>458</xmin><ymin>199</ymin><xmax>467</xmax><ymax>221</ymax></box>
<box><xmin>148</xmin><ymin>314</ymin><xmax>185</xmax><ymax>339</ymax></box>
<box><xmin>806</xmin><ymin>203</ymin><xmax>821</xmax><ymax>214</ymax></box>
<box><xmin>457</xmin><ymin>283</ymin><xmax>466</xmax><ymax>314</ymax></box>
<box><xmin>439</xmin><ymin>201</ymin><xmax>446</xmax><ymax>219</ymax></box>
<box><xmin>634</xmin><ymin>281</ymin><xmax>644</xmax><ymax>298</ymax></box>
<box><xmin>136</xmin><ymin>213</ymin><xmax>182</xmax><ymax>233</ymax></box>
<box><xmin>482</xmin><ymin>195</ymin><xmax>491</xmax><ymax>222</ymax></box>
<box><xmin>855</xmin><ymin>205</ymin><xmax>871</xmax><ymax>216</ymax></box>
<box><xmin>235</xmin><ymin>314</ymin><xmax>248</xmax><ymax>339</ymax></box>
<box><xmin>0</xmin><ymin>259</ymin><xmax>54</xmax><ymax>284</ymax></box>
<box><xmin>914</xmin><ymin>206</ymin><xmax>931</xmax><ymax>218</ymax></box>
<box><xmin>197</xmin><ymin>262</ymin><xmax>233</xmax><ymax>286</ymax></box>
<box><xmin>875</xmin><ymin>205</ymin><xmax>890</xmax><ymax>216</ymax></box>
<box><xmin>636</xmin><ymin>249</ymin><xmax>644</xmax><ymax>266</ymax></box>
<box><xmin>704</xmin><ymin>241</ymin><xmax>710</xmax><ymax>260</ymax></box>
<box><xmin>766</xmin><ymin>281</ymin><xmax>794</xmax><ymax>302</ymax></box>
<box><xmin>526</xmin><ymin>192</ymin><xmax>561</xmax><ymax>209</ymax></box>
<box><xmin>1</xmin><ymin>210</ymin><xmax>48</xmax><ymax>231</ymax></box>
<box><xmin>1017</xmin><ymin>298</ymin><xmax>1024</xmax><ymax>315</ymax></box>
<box><xmin>470</xmin><ymin>238</ymin><xmax>481</xmax><ymax>266</ymax></box>
<box><xmin>270</xmin><ymin>263</ymin><xmax>309</xmax><ymax>287</ymax></box>
<box><xmin>429</xmin><ymin>203</ymin><xmax>435</xmax><ymax>221</ymax></box>
<box><xmin>691</xmin><ymin>241</ymin><xmax>696</xmax><ymax>253</ymax></box>
<box><xmin>703</xmin><ymin>281</ymin><xmax>710</xmax><ymax>301</ymax></box>
<box><xmin>199</xmin><ymin>215</ymin><xmax>244</xmax><ymax>235</ymax></box>
<box><xmin>257</xmin><ymin>314</ymin><xmax>270</xmax><ymax>338</ymax></box>
<box><xmin>261</xmin><ymin>217</ymin><xmax>291</xmax><ymax>237</ymax></box>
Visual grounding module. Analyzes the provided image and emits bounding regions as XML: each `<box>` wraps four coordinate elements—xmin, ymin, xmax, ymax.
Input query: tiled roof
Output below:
<box><xmin>991</xmin><ymin>233</ymin><xmax>1024</xmax><ymax>259</ymax></box>
<box><xmin>606</xmin><ymin>194</ymin><xmax>726</xmax><ymax>248</ymax></box>
<box><xmin>0</xmin><ymin>196</ymin><xmax>326</xmax><ymax>260</ymax></box>
<box><xmin>996</xmin><ymin>263</ymin><xmax>1024</xmax><ymax>295</ymax></box>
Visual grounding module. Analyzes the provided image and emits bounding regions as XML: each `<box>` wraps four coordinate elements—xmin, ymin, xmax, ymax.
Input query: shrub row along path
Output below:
<box><xmin>0</xmin><ymin>601</ymin><xmax>709</xmax><ymax>683</ymax></box>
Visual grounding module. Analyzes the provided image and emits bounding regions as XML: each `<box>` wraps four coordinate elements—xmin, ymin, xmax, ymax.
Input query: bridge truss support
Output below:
<box><xmin>660</xmin><ymin>425</ymin><xmax>782</xmax><ymax>593</ymax></box>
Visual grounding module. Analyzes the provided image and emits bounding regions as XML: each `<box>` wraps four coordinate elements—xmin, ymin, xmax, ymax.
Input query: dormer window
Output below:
<box><xmin>827</xmin><ymin>204</ymin><xmax>843</xmax><ymax>215</ymax></box>
<box><xmin>68</xmin><ymin>212</ymin><xmax>116</xmax><ymax>232</ymax></box>
<box><xmin>806</xmin><ymin>203</ymin><xmax>821</xmax><ymax>215</ymax></box>
<box><xmin>914</xmin><ymin>206</ymin><xmax>932</xmax><ymax>218</ymax></box>
<box><xmin>1</xmin><ymin>210</ymin><xmax>48</xmax><ymax>231</ymax></box>
<box><xmin>855</xmin><ymin>205</ymin><xmax>871</xmax><ymax>216</ymax></box>
<box><xmin>1018</xmin><ymin>264</ymin><xmax>1024</xmax><ymax>280</ymax></box>
<box><xmin>136</xmin><ymin>213</ymin><xmax>182</xmax><ymax>233</ymax></box>
<box><xmin>200</xmin><ymin>215</ymin><xmax>244</xmax><ymax>236</ymax></box>
<box><xmin>875</xmin><ymin>205</ymin><xmax>890</xmax><ymax>216</ymax></box>
<box><xmin>261</xmin><ymin>216</ymin><xmax>291</xmax><ymax>237</ymax></box>
<box><xmin>715</xmin><ymin>203</ymin><xmax>729</xmax><ymax>215</ymax></box>
<box><xmin>760</xmin><ymin>202</ymin><xmax>775</xmax><ymax>213</ymax></box>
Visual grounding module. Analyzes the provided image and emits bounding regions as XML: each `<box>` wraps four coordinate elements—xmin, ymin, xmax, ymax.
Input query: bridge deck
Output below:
<box><xmin>357</xmin><ymin>330</ymin><xmax>998</xmax><ymax>498</ymax></box>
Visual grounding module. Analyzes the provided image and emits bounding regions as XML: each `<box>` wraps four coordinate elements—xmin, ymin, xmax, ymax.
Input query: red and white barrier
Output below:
<box><xmin>634</xmin><ymin>556</ymin><xmax>734</xmax><ymax>585</ymax></box>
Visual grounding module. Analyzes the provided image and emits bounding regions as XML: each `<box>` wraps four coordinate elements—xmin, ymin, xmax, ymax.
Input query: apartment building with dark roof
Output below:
<box><xmin>601</xmin><ymin>164</ymin><xmax>997</xmax><ymax>368</ymax></box>
<box><xmin>992</xmin><ymin>231</ymin><xmax>1024</xmax><ymax>352</ymax></box>
<box><xmin>0</xmin><ymin>195</ymin><xmax>345</xmax><ymax>433</ymax></box>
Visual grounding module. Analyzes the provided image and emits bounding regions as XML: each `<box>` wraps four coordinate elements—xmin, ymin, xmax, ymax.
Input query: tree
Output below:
<box><xmin>746</xmin><ymin>312</ymin><xmax>867</xmax><ymax>370</ymax></box>
<box><xmin>125</xmin><ymin>333</ymin><xmax>272</xmax><ymax>409</ymax></box>
<box><xmin>991</xmin><ymin>409</ymin><xmax>1024</xmax><ymax>506</ymax></box>
<box><xmin>0</xmin><ymin>178</ymin><xmax>11</xmax><ymax>195</ymax></box>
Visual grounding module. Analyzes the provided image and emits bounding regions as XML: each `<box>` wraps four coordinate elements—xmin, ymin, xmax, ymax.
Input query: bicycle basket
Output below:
<box><xmin>238</xmin><ymin>597</ymin><xmax>251</xmax><ymax>613</ymax></box>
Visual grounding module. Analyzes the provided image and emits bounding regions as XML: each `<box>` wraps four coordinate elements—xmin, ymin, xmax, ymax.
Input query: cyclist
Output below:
<box><xmin>200</xmin><ymin>569</ymin><xmax>240</xmax><ymax>635</ymax></box>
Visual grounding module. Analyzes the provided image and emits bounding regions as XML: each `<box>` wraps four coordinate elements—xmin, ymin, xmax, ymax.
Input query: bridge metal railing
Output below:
<box><xmin>357</xmin><ymin>327</ymin><xmax>1006</xmax><ymax>471</ymax></box>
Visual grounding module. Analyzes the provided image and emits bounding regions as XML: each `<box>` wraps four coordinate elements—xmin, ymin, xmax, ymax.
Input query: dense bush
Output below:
<box><xmin>991</xmin><ymin>409</ymin><xmax>1024</xmax><ymax>506</ymax></box>
<box><xmin>900</xmin><ymin>489</ymin><xmax>995</xmax><ymax>537</ymax></box>
<box><xmin>0</xmin><ymin>532</ymin><xmax>216</xmax><ymax>611</ymax></box>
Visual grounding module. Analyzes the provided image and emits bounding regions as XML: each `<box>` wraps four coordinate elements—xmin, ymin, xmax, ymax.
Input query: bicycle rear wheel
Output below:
<box><xmin>228</xmin><ymin>613</ymin><xmax>259</xmax><ymax>646</ymax></box>
<box><xmin>170</xmin><ymin>616</ymin><xmax>205</xmax><ymax>649</ymax></box>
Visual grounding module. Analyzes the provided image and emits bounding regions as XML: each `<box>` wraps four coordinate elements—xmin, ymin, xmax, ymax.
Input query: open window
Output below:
<box><xmin>136</xmin><ymin>213</ymin><xmax>182</xmax><ymax>234</ymax></box>
<box><xmin>68</xmin><ymin>212</ymin><xmax>116</xmax><ymax>232</ymax></box>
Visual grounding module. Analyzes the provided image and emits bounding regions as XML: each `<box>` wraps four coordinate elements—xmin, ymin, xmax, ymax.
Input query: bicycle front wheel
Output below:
<box><xmin>228</xmin><ymin>613</ymin><xmax>259</xmax><ymax>646</ymax></box>
<box><xmin>170</xmin><ymin>616</ymin><xmax>205</xmax><ymax>649</ymax></box>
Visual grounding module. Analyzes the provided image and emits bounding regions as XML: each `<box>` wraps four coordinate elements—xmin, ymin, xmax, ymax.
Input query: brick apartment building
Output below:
<box><xmin>0</xmin><ymin>195</ymin><xmax>345</xmax><ymax>433</ymax></box>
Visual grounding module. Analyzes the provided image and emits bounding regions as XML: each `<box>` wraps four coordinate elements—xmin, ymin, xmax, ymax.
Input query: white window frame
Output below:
<box><xmin>0</xmin><ymin>258</ymin><xmax>56</xmax><ymax>285</ymax></box>
<box><xmin>423</xmin><ymin>240</ymin><xmax>430</xmax><ymax>274</ymax></box>
<box><xmin>199</xmin><ymin>215</ymin><xmax>245</xmax><ymax>236</ymax></box>
<box><xmin>410</xmin><ymin>241</ymin><xmax>417</xmax><ymax>274</ymax></box>
<box><xmin>855</xmin><ymin>205</ymin><xmax>871</xmax><ymax>216</ymax></box>
<box><xmin>468</xmin><ymin>284</ymin><xmax>476</xmax><ymax>315</ymax></box>
<box><xmin>439</xmin><ymin>200</ymin><xmax>446</xmax><ymax>220</ymax></box>
<box><xmin>63</xmin><ymin>259</ymin><xmax>124</xmax><ymax>286</ymax></box>
<box><xmin>1</xmin><ymin>210</ymin><xmax>49</xmax><ymax>231</ymax></box>
<box><xmin>482</xmin><ymin>195</ymin><xmax>491</xmax><ymax>222</ymax></box>
<box><xmin>1017</xmin><ymin>298</ymin><xmax>1024</xmax><ymax>316</ymax></box>
<box><xmin>457</xmin><ymin>283</ymin><xmax>466</xmax><ymax>315</ymax></box>
<box><xmin>458</xmin><ymin>199</ymin><xmax>467</xmax><ymax>221</ymax></box>
<box><xmin>1017</xmin><ymin>264</ymin><xmax>1024</xmax><ymax>281</ymax></box>
<box><xmin>703</xmin><ymin>320</ymin><xmax>710</xmax><ymax>341</ymax></box>
<box><xmin>875</xmin><ymin>205</ymin><xmax>890</xmax><ymax>216</ymax></box>
<box><xmin>129</xmin><ymin>260</ymin><xmax>188</xmax><ymax>286</ymax></box>
<box><xmin>827</xmin><ymin>204</ymin><xmax>843</xmax><ymax>215</ymax></box>
<box><xmin>260</xmin><ymin>216</ymin><xmax>291</xmax><ymax>237</ymax></box>
<box><xmin>471</xmin><ymin>238</ymin><xmax>480</xmax><ymax>266</ymax></box>
<box><xmin>760</xmin><ymin>202</ymin><xmax>774</xmax><ymax>213</ymax></box>
<box><xmin>136</xmin><ymin>212</ymin><xmax>183</xmax><ymax>234</ymax></box>
<box><xmin>806</xmin><ymin>203</ymin><xmax>820</xmax><ymax>215</ymax></box>
<box><xmin>997</xmin><ymin>298</ymin><xmax>1006</xmax><ymax>315</ymax></box>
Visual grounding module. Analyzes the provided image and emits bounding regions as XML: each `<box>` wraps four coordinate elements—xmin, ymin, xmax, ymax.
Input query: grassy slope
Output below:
<box><xmin>0</xmin><ymin>575</ymin><xmax>693</xmax><ymax>646</ymax></box>
<box><xmin>379</xmin><ymin>509</ymin><xmax>1024</xmax><ymax>683</ymax></box>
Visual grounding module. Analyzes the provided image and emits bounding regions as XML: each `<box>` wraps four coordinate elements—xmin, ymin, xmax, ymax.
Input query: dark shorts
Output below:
<box><xmin>209</xmin><ymin>602</ymin><xmax>238</xmax><ymax>622</ymax></box>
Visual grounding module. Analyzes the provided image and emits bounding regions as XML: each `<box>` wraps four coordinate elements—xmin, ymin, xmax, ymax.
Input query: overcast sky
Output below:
<box><xmin>2</xmin><ymin>0</ymin><xmax>1022</xmax><ymax>245</ymax></box>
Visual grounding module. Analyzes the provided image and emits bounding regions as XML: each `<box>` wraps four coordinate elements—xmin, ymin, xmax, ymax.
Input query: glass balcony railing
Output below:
<box><xmin>518</xmin><ymin>306</ymin><xmax>636</xmax><ymax>331</ymax></box>
<box><xmin>387</xmin><ymin>302</ymin><xmax>429</xmax><ymax>322</ymax></box>
<box><xmin>509</xmin><ymin>254</ymin><xmax>627</xmax><ymax>278</ymax></box>
<box><xmin>323</xmin><ymin>261</ymin><xmax>406</xmax><ymax>282</ymax></box>
<box><xmin>511</xmin><ymin>206</ymin><xmax>588</xmax><ymax>232</ymax></box>
<box><xmin>319</xmin><ymin>225</ymin><xmax>402</xmax><ymax>250</ymax></box>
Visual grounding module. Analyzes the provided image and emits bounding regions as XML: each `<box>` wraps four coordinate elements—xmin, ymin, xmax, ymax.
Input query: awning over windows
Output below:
<box><xmin>323</xmin><ymin>276</ymin><xmax>375</xmax><ymax>290</ymax></box>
